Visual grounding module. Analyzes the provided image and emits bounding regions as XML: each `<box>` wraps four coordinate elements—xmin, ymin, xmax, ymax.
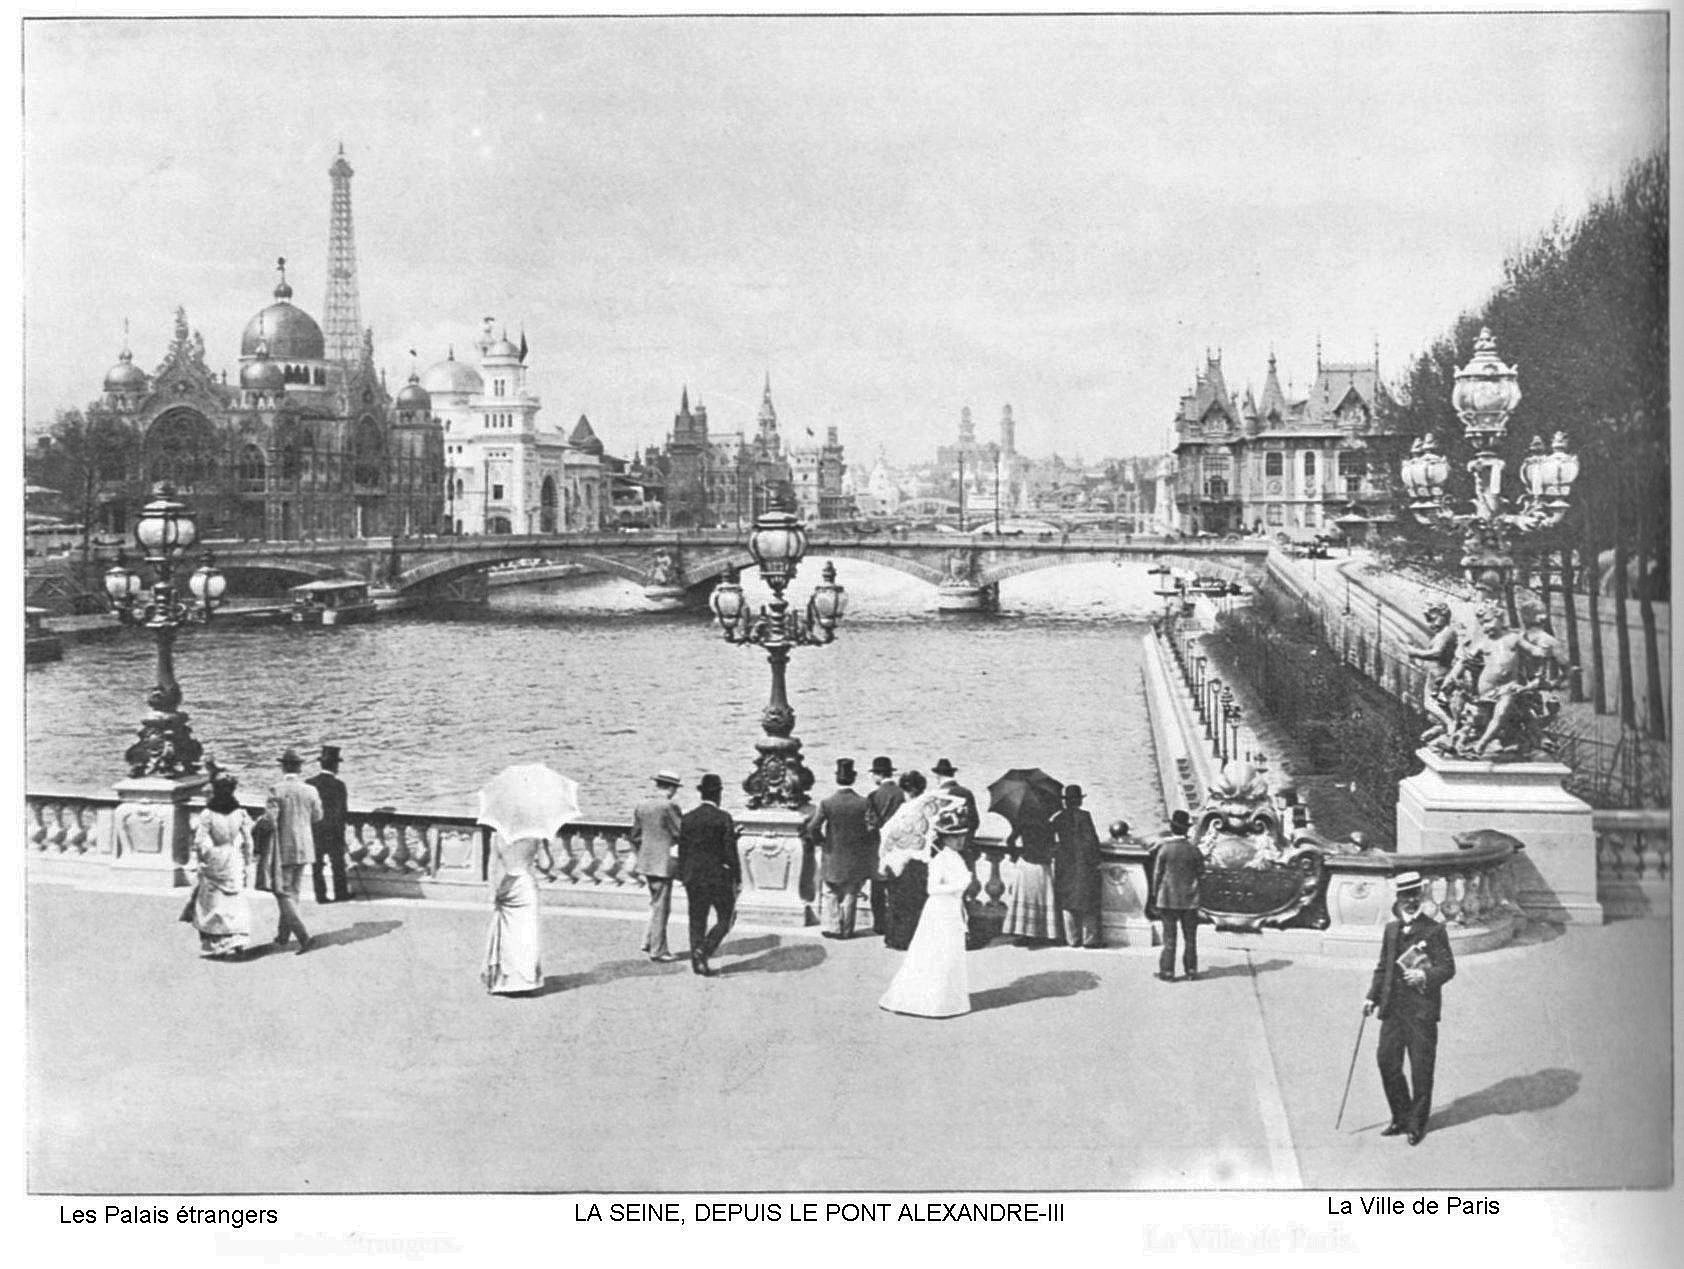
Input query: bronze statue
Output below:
<box><xmin>1402</xmin><ymin>602</ymin><xmax>1460</xmax><ymax>743</ymax></box>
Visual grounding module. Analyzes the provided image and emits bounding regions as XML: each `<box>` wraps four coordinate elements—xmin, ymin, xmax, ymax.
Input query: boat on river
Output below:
<box><xmin>25</xmin><ymin>607</ymin><xmax>64</xmax><ymax>663</ymax></box>
<box><xmin>289</xmin><ymin>580</ymin><xmax>378</xmax><ymax>626</ymax></box>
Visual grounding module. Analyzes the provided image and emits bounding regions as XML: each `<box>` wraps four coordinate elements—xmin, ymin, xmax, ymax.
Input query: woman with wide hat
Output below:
<box><xmin>879</xmin><ymin>797</ymin><xmax>972</xmax><ymax>1018</ymax></box>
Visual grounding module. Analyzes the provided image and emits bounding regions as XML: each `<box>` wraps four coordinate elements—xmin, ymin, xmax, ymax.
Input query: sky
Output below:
<box><xmin>20</xmin><ymin>11</ymin><xmax>1668</xmax><ymax>466</ymax></box>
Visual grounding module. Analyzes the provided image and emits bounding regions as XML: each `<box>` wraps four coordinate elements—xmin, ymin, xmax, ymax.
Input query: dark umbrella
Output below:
<box><xmin>987</xmin><ymin>768</ymin><xmax>1065</xmax><ymax>829</ymax></box>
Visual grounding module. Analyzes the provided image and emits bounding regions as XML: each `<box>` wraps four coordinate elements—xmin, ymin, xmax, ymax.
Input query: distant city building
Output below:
<box><xmin>426</xmin><ymin>322</ymin><xmax>603</xmax><ymax>535</ymax></box>
<box><xmin>72</xmin><ymin>151</ymin><xmax>444</xmax><ymax>541</ymax></box>
<box><xmin>646</xmin><ymin>376</ymin><xmax>799</xmax><ymax>528</ymax></box>
<box><xmin>936</xmin><ymin>404</ymin><xmax>1028</xmax><ymax>521</ymax></box>
<box><xmin>1171</xmin><ymin>346</ymin><xmax>1398</xmax><ymax>536</ymax></box>
<box><xmin>790</xmin><ymin>424</ymin><xmax>852</xmax><ymax>522</ymax></box>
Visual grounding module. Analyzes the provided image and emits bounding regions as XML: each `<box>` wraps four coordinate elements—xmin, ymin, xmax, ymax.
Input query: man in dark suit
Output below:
<box><xmin>931</xmin><ymin>758</ymin><xmax>982</xmax><ymax>947</ymax></box>
<box><xmin>677</xmin><ymin>773</ymin><xmax>741</xmax><ymax>977</ymax></box>
<box><xmin>930</xmin><ymin>758</ymin><xmax>979</xmax><ymax>852</ymax></box>
<box><xmin>864</xmin><ymin>756</ymin><xmax>904</xmax><ymax>936</ymax></box>
<box><xmin>1365</xmin><ymin>870</ymin><xmax>1456</xmax><ymax>1146</ymax></box>
<box><xmin>804</xmin><ymin>758</ymin><xmax>875</xmax><ymax>939</ymax></box>
<box><xmin>1151</xmin><ymin>808</ymin><xmax>1204</xmax><ymax>981</ymax></box>
<box><xmin>628</xmin><ymin>770</ymin><xmax>684</xmax><ymax>962</ymax></box>
<box><xmin>307</xmin><ymin>744</ymin><xmax>350</xmax><ymax>903</ymax></box>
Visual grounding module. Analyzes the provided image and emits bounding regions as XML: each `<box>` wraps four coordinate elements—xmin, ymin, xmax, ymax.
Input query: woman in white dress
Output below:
<box><xmin>879</xmin><ymin>801</ymin><xmax>972</xmax><ymax>1018</ymax></box>
<box><xmin>186</xmin><ymin>773</ymin><xmax>254</xmax><ymax>958</ymax></box>
<box><xmin>482</xmin><ymin>834</ymin><xmax>557</xmax><ymax>995</ymax></box>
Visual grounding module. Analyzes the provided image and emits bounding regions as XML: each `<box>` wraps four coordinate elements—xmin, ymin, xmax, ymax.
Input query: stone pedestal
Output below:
<box><xmin>111</xmin><ymin>774</ymin><xmax>208</xmax><ymax>888</ymax></box>
<box><xmin>1396</xmin><ymin>749</ymin><xmax>1602</xmax><ymax>924</ymax></box>
<box><xmin>733</xmin><ymin>808</ymin><xmax>818</xmax><ymax>928</ymax></box>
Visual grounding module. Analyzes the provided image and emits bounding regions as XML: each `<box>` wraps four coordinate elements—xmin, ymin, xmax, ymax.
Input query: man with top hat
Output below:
<box><xmin>628</xmin><ymin>770</ymin><xmax>684</xmax><ymax>962</ymax></box>
<box><xmin>1151</xmin><ymin>808</ymin><xmax>1204</xmax><ymax>980</ymax></box>
<box><xmin>307</xmin><ymin>744</ymin><xmax>350</xmax><ymax>903</ymax></box>
<box><xmin>864</xmin><ymin>756</ymin><xmax>905</xmax><ymax>935</ymax></box>
<box><xmin>803</xmin><ymin>757</ymin><xmax>875</xmax><ymax>938</ymax></box>
<box><xmin>930</xmin><ymin>758</ymin><xmax>980</xmax><ymax>853</ymax></box>
<box><xmin>1365</xmin><ymin>870</ymin><xmax>1456</xmax><ymax>1145</ymax></box>
<box><xmin>677</xmin><ymin>774</ymin><xmax>741</xmax><ymax>977</ymax></box>
<box><xmin>265</xmin><ymin>748</ymin><xmax>321</xmax><ymax>952</ymax></box>
<box><xmin>1050</xmin><ymin>784</ymin><xmax>1105</xmax><ymax>948</ymax></box>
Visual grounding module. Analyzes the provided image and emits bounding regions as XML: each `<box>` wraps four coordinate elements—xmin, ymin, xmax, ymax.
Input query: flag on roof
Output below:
<box><xmin>519</xmin><ymin>329</ymin><xmax>529</xmax><ymax>363</ymax></box>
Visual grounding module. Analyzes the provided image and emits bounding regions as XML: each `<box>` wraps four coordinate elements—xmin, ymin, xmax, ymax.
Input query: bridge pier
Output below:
<box><xmin>937</xmin><ymin>582</ymin><xmax>990</xmax><ymax>612</ymax></box>
<box><xmin>641</xmin><ymin>584</ymin><xmax>689</xmax><ymax>611</ymax></box>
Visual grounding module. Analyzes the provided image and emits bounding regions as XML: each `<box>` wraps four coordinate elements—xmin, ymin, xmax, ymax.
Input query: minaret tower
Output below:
<box><xmin>323</xmin><ymin>143</ymin><xmax>364</xmax><ymax>367</ymax></box>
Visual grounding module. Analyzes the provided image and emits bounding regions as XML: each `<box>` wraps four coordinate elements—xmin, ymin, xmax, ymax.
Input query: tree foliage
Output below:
<box><xmin>1380</xmin><ymin>149</ymin><xmax>1668</xmax><ymax>600</ymax></box>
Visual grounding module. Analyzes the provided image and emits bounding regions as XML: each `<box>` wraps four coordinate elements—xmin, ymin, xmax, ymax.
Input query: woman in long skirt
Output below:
<box><xmin>483</xmin><ymin>835</ymin><xmax>557</xmax><ymax>995</ymax></box>
<box><xmin>879</xmin><ymin>803</ymin><xmax>972</xmax><ymax>1018</ymax></box>
<box><xmin>186</xmin><ymin>773</ymin><xmax>254</xmax><ymax>958</ymax></box>
<box><xmin>1000</xmin><ymin>815</ymin><xmax>1060</xmax><ymax>944</ymax></box>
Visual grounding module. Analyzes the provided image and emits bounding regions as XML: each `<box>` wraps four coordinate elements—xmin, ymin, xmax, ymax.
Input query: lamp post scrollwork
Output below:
<box><xmin>709</xmin><ymin>501</ymin><xmax>848</xmax><ymax>810</ymax></box>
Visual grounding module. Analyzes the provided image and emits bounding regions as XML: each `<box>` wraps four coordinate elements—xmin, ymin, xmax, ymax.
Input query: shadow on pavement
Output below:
<box><xmin>969</xmin><ymin>969</ymin><xmax>1101</xmax><ymax>1013</ymax></box>
<box><xmin>718</xmin><ymin>942</ymin><xmax>827</xmax><ymax>976</ymax></box>
<box><xmin>716</xmin><ymin>934</ymin><xmax>779</xmax><ymax>959</ymax></box>
<box><xmin>1429</xmin><ymin>1068</ymin><xmax>1582</xmax><ymax>1133</ymax></box>
<box><xmin>540</xmin><ymin>954</ymin><xmax>691</xmax><ymax>994</ymax></box>
<box><xmin>1197</xmin><ymin>957</ymin><xmax>1293</xmax><ymax>980</ymax></box>
<box><xmin>311</xmin><ymin>920</ymin><xmax>404</xmax><ymax>950</ymax></box>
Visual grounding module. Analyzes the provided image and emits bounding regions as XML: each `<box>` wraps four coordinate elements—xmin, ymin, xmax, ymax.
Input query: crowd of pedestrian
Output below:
<box><xmin>175</xmin><ymin>744</ymin><xmax>1455</xmax><ymax>1143</ymax></box>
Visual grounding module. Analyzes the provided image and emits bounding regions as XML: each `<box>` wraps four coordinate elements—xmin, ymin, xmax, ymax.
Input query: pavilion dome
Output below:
<box><xmin>395</xmin><ymin>373</ymin><xmax>432</xmax><ymax>411</ymax></box>
<box><xmin>104</xmin><ymin>347</ymin><xmax>147</xmax><ymax>393</ymax></box>
<box><xmin>241</xmin><ymin>289</ymin><xmax>325</xmax><ymax>361</ymax></box>
<box><xmin>240</xmin><ymin>345</ymin><xmax>285</xmax><ymax>392</ymax></box>
<box><xmin>421</xmin><ymin>349</ymin><xmax>483</xmax><ymax>395</ymax></box>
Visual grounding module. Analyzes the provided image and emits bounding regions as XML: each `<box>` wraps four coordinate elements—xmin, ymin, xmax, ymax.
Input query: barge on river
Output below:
<box><xmin>25</xmin><ymin>607</ymin><xmax>64</xmax><ymax>663</ymax></box>
<box><xmin>289</xmin><ymin>580</ymin><xmax>378</xmax><ymax>626</ymax></box>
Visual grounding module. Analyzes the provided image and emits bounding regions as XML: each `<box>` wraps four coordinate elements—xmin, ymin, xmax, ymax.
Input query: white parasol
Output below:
<box><xmin>476</xmin><ymin>764</ymin><xmax>582</xmax><ymax>842</ymax></box>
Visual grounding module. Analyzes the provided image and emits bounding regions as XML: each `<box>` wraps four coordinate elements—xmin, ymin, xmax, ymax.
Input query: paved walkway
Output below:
<box><xmin>26</xmin><ymin>878</ymin><xmax>1671</xmax><ymax>1194</ymax></box>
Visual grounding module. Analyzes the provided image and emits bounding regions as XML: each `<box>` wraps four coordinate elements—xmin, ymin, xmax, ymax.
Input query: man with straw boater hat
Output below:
<box><xmin>628</xmin><ymin>770</ymin><xmax>684</xmax><ymax>962</ymax></box>
<box><xmin>1364</xmin><ymin>871</ymin><xmax>1456</xmax><ymax>1146</ymax></box>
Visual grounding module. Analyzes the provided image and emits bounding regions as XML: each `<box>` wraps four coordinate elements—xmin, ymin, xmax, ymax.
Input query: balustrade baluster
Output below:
<box><xmin>390</xmin><ymin>825</ymin><xmax>413</xmax><ymax>873</ymax></box>
<box><xmin>612</xmin><ymin>833</ymin><xmax>639</xmax><ymax>890</ymax></box>
<box><xmin>346</xmin><ymin>821</ymin><xmax>370</xmax><ymax>870</ymax></box>
<box><xmin>549</xmin><ymin>831</ymin><xmax>577</xmax><ymax>885</ymax></box>
<box><xmin>367</xmin><ymin>821</ymin><xmax>393</xmax><ymax>871</ymax></box>
<box><xmin>982</xmin><ymin>852</ymin><xmax>1006</xmax><ymax>913</ymax></box>
<box><xmin>412</xmin><ymin>826</ymin><xmax>435</xmax><ymax>876</ymax></box>
<box><xmin>27</xmin><ymin>803</ymin><xmax>48</xmax><ymax>851</ymax></box>
<box><xmin>45</xmin><ymin>804</ymin><xmax>68</xmax><ymax>853</ymax></box>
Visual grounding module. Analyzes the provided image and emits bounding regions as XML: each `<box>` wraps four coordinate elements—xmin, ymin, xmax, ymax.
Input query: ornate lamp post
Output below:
<box><xmin>1205</xmin><ymin>676</ymin><xmax>1222</xmax><ymax>743</ymax></box>
<box><xmin>1399</xmin><ymin>327</ymin><xmax>1580</xmax><ymax>624</ymax></box>
<box><xmin>709</xmin><ymin>500</ymin><xmax>848</xmax><ymax>809</ymax></box>
<box><xmin>104</xmin><ymin>483</ymin><xmax>227</xmax><ymax>777</ymax></box>
<box><xmin>1220</xmin><ymin>686</ymin><xmax>1241</xmax><ymax>764</ymax></box>
<box><xmin>102</xmin><ymin>482</ymin><xmax>226</xmax><ymax>886</ymax></box>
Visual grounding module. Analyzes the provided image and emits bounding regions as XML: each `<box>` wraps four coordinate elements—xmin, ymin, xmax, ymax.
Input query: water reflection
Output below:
<box><xmin>26</xmin><ymin>562</ymin><xmax>1172</xmax><ymax>833</ymax></box>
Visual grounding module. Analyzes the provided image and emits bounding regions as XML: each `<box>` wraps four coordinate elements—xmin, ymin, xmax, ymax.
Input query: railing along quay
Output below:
<box><xmin>28</xmin><ymin>779</ymin><xmax>1668</xmax><ymax>933</ymax></box>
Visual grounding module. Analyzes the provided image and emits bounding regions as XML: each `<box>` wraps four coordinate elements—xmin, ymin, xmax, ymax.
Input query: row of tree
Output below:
<box><xmin>1379</xmin><ymin>149</ymin><xmax>1668</xmax><ymax>741</ymax></box>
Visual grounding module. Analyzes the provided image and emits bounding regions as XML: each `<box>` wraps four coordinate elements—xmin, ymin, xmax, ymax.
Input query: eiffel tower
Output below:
<box><xmin>323</xmin><ymin>143</ymin><xmax>363</xmax><ymax>367</ymax></box>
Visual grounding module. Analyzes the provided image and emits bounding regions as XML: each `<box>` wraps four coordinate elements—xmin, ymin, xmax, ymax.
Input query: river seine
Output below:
<box><xmin>24</xmin><ymin>562</ymin><xmax>1170</xmax><ymax>836</ymax></box>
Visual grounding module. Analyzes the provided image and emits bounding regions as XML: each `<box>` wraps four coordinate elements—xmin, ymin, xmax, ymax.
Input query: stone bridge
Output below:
<box><xmin>203</xmin><ymin>530</ymin><xmax>1271</xmax><ymax>608</ymax></box>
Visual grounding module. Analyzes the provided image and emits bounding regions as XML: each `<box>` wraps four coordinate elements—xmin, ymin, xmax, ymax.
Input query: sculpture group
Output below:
<box><xmin>1405</xmin><ymin>599</ymin><xmax>1570</xmax><ymax>761</ymax></box>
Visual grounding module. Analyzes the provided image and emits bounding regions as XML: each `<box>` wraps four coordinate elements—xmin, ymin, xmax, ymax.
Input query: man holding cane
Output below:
<box><xmin>1363</xmin><ymin>871</ymin><xmax>1456</xmax><ymax>1146</ymax></box>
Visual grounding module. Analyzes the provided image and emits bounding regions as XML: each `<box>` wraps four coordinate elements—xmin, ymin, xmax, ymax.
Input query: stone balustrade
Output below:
<box><xmin>1593</xmin><ymin>809</ymin><xmax>1672</xmax><ymax>920</ymax></box>
<box><xmin>26</xmin><ymin>789</ymin><xmax>1666</xmax><ymax>947</ymax></box>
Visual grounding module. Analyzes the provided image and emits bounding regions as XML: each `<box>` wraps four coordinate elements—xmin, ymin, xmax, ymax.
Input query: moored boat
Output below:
<box><xmin>25</xmin><ymin>607</ymin><xmax>65</xmax><ymax>663</ymax></box>
<box><xmin>289</xmin><ymin>580</ymin><xmax>378</xmax><ymax>626</ymax></box>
